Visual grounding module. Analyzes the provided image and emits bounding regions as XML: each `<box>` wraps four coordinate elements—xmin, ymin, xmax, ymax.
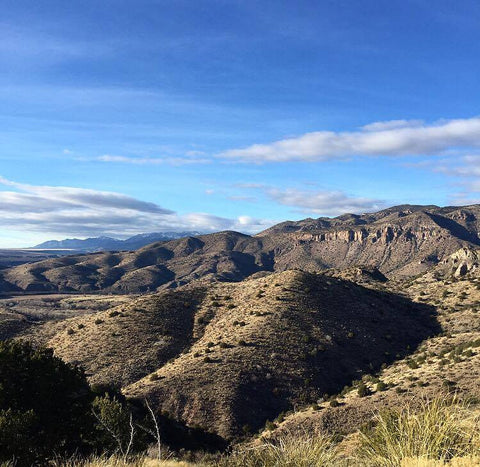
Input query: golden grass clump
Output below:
<box><xmin>359</xmin><ymin>397</ymin><xmax>480</xmax><ymax>466</ymax></box>
<box><xmin>215</xmin><ymin>433</ymin><xmax>338</xmax><ymax>467</ymax></box>
<box><xmin>401</xmin><ymin>456</ymin><xmax>480</xmax><ymax>466</ymax></box>
<box><xmin>51</xmin><ymin>457</ymin><xmax>201</xmax><ymax>467</ymax></box>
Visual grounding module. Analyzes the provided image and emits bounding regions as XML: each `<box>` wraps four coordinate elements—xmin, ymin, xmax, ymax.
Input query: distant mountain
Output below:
<box><xmin>32</xmin><ymin>232</ymin><xmax>203</xmax><ymax>252</ymax></box>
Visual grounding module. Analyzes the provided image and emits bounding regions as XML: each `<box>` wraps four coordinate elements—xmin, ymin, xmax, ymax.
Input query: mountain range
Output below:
<box><xmin>32</xmin><ymin>231</ymin><xmax>204</xmax><ymax>252</ymax></box>
<box><xmin>1</xmin><ymin>204</ymin><xmax>479</xmax><ymax>293</ymax></box>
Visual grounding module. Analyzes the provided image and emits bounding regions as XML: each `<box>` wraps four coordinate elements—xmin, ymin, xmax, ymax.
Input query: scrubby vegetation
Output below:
<box><xmin>0</xmin><ymin>341</ymin><xmax>175</xmax><ymax>465</ymax></box>
<box><xmin>2</xmin><ymin>344</ymin><xmax>478</xmax><ymax>467</ymax></box>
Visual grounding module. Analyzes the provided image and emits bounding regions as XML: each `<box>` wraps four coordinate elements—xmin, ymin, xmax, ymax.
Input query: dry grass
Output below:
<box><xmin>51</xmin><ymin>456</ymin><xmax>202</xmax><ymax>467</ymax></box>
<box><xmin>401</xmin><ymin>457</ymin><xmax>480</xmax><ymax>466</ymax></box>
<box><xmin>358</xmin><ymin>397</ymin><xmax>480</xmax><ymax>466</ymax></box>
<box><xmin>215</xmin><ymin>433</ymin><xmax>338</xmax><ymax>467</ymax></box>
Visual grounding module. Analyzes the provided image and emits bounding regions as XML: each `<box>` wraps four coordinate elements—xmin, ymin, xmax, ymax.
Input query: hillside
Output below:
<box><xmin>257</xmin><ymin>247</ymin><xmax>480</xmax><ymax>446</ymax></box>
<box><xmin>0</xmin><ymin>249</ymin><xmax>73</xmax><ymax>270</ymax></box>
<box><xmin>15</xmin><ymin>270</ymin><xmax>438</xmax><ymax>439</ymax></box>
<box><xmin>0</xmin><ymin>204</ymin><xmax>479</xmax><ymax>294</ymax></box>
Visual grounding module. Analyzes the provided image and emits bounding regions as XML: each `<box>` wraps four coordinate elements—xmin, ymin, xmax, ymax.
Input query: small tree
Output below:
<box><xmin>0</xmin><ymin>341</ymin><xmax>94</xmax><ymax>465</ymax></box>
<box><xmin>92</xmin><ymin>394</ymin><xmax>135</xmax><ymax>457</ymax></box>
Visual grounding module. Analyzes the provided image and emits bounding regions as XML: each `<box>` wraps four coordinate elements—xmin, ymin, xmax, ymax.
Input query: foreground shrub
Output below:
<box><xmin>359</xmin><ymin>397</ymin><xmax>480</xmax><ymax>466</ymax></box>
<box><xmin>0</xmin><ymin>340</ymin><xmax>95</xmax><ymax>465</ymax></box>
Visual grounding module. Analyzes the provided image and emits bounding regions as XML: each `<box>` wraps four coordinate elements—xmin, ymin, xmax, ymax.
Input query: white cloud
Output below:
<box><xmin>443</xmin><ymin>155</ymin><xmax>480</xmax><ymax>177</ymax></box>
<box><xmin>220</xmin><ymin>117</ymin><xmax>480</xmax><ymax>162</ymax></box>
<box><xmin>0</xmin><ymin>177</ymin><xmax>170</xmax><ymax>214</ymax></box>
<box><xmin>98</xmin><ymin>155</ymin><xmax>212</xmax><ymax>166</ymax></box>
<box><xmin>448</xmin><ymin>190</ymin><xmax>480</xmax><ymax>206</ymax></box>
<box><xmin>431</xmin><ymin>154</ymin><xmax>480</xmax><ymax>203</ymax></box>
<box><xmin>361</xmin><ymin>119</ymin><xmax>424</xmax><ymax>132</ymax></box>
<box><xmin>0</xmin><ymin>177</ymin><xmax>274</xmax><ymax>241</ymax></box>
<box><xmin>265</xmin><ymin>187</ymin><xmax>384</xmax><ymax>215</ymax></box>
<box><xmin>234</xmin><ymin>183</ymin><xmax>384</xmax><ymax>216</ymax></box>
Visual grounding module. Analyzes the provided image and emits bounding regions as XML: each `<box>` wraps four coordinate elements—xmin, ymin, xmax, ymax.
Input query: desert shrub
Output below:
<box><xmin>91</xmin><ymin>394</ymin><xmax>140</xmax><ymax>455</ymax></box>
<box><xmin>0</xmin><ymin>341</ymin><xmax>95</xmax><ymax>465</ymax></box>
<box><xmin>359</xmin><ymin>398</ymin><xmax>480</xmax><ymax>465</ymax></box>
<box><xmin>407</xmin><ymin>359</ymin><xmax>419</xmax><ymax>369</ymax></box>
<box><xmin>265</xmin><ymin>420</ymin><xmax>277</xmax><ymax>431</ymax></box>
<box><xmin>95</xmin><ymin>319</ymin><xmax>104</xmax><ymax>325</ymax></box>
<box><xmin>376</xmin><ymin>381</ymin><xmax>388</xmax><ymax>392</ymax></box>
<box><xmin>67</xmin><ymin>328</ymin><xmax>75</xmax><ymax>335</ymax></box>
<box><xmin>442</xmin><ymin>380</ymin><xmax>457</xmax><ymax>392</ymax></box>
<box><xmin>357</xmin><ymin>383</ymin><xmax>371</xmax><ymax>397</ymax></box>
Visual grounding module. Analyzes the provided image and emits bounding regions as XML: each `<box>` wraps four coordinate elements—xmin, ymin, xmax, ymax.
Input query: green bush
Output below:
<box><xmin>0</xmin><ymin>341</ymin><xmax>94</xmax><ymax>465</ymax></box>
<box><xmin>376</xmin><ymin>381</ymin><xmax>388</xmax><ymax>392</ymax></box>
<box><xmin>357</xmin><ymin>383</ymin><xmax>371</xmax><ymax>397</ymax></box>
<box><xmin>91</xmin><ymin>394</ymin><xmax>139</xmax><ymax>455</ymax></box>
<box><xmin>265</xmin><ymin>420</ymin><xmax>277</xmax><ymax>431</ymax></box>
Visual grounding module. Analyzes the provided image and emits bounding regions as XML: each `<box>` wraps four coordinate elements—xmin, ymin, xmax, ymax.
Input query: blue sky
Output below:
<box><xmin>1</xmin><ymin>0</ymin><xmax>480</xmax><ymax>247</ymax></box>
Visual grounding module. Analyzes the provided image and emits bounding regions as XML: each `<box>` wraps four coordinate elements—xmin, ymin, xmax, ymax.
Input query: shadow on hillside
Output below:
<box><xmin>427</xmin><ymin>212</ymin><xmax>480</xmax><ymax>245</ymax></box>
<box><xmin>228</xmin><ymin>277</ymin><xmax>443</xmax><ymax>437</ymax></box>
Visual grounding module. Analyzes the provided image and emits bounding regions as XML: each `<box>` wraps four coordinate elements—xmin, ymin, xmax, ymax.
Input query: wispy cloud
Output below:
<box><xmin>0</xmin><ymin>177</ymin><xmax>274</xmax><ymax>239</ymax></box>
<box><xmin>97</xmin><ymin>155</ymin><xmax>212</xmax><ymax>166</ymax></box>
<box><xmin>219</xmin><ymin>117</ymin><xmax>480</xmax><ymax>162</ymax></box>
<box><xmin>427</xmin><ymin>154</ymin><xmax>480</xmax><ymax>203</ymax></box>
<box><xmin>0</xmin><ymin>177</ymin><xmax>170</xmax><ymax>214</ymax></box>
<box><xmin>266</xmin><ymin>187</ymin><xmax>384</xmax><ymax>215</ymax></box>
<box><xmin>234</xmin><ymin>183</ymin><xmax>384</xmax><ymax>216</ymax></box>
<box><xmin>0</xmin><ymin>23</ymin><xmax>112</xmax><ymax>62</ymax></box>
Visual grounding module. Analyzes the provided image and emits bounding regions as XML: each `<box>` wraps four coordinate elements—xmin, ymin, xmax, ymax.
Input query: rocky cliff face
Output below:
<box><xmin>1</xmin><ymin>204</ymin><xmax>479</xmax><ymax>293</ymax></box>
<box><xmin>436</xmin><ymin>247</ymin><xmax>480</xmax><ymax>278</ymax></box>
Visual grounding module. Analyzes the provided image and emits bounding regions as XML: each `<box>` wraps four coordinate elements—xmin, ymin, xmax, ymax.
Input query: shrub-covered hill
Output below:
<box><xmin>20</xmin><ymin>270</ymin><xmax>439</xmax><ymax>439</ymax></box>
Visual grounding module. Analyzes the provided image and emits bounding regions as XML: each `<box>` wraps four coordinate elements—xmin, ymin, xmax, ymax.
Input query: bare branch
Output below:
<box><xmin>124</xmin><ymin>412</ymin><xmax>135</xmax><ymax>459</ymax></box>
<box><xmin>146</xmin><ymin>398</ymin><xmax>162</xmax><ymax>461</ymax></box>
<box><xmin>91</xmin><ymin>408</ymin><xmax>125</xmax><ymax>456</ymax></box>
